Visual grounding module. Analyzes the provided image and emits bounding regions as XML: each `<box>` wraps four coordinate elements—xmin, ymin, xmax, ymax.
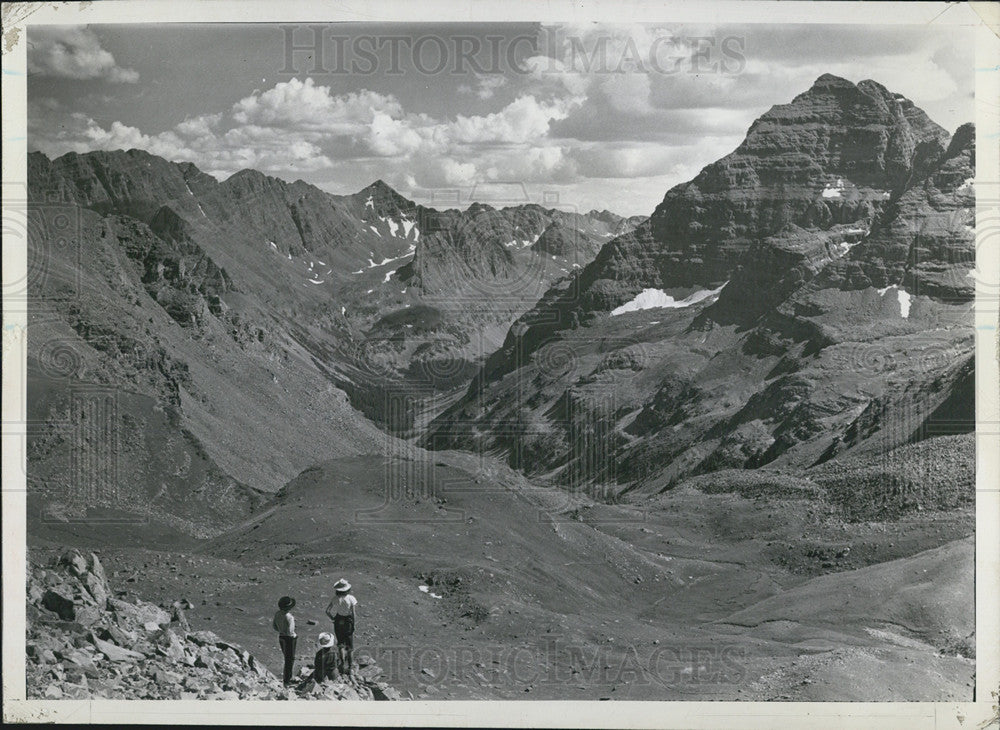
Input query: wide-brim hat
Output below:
<box><xmin>278</xmin><ymin>595</ymin><xmax>296</xmax><ymax>610</ymax></box>
<box><xmin>317</xmin><ymin>632</ymin><xmax>335</xmax><ymax>648</ymax></box>
<box><xmin>333</xmin><ymin>579</ymin><xmax>351</xmax><ymax>593</ymax></box>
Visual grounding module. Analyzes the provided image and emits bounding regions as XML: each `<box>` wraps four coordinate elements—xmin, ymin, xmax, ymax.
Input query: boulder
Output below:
<box><xmin>62</xmin><ymin>685</ymin><xmax>90</xmax><ymax>700</ymax></box>
<box><xmin>247</xmin><ymin>653</ymin><xmax>272</xmax><ymax>678</ymax></box>
<box><xmin>87</xmin><ymin>679</ymin><xmax>113</xmax><ymax>697</ymax></box>
<box><xmin>91</xmin><ymin>634</ymin><xmax>144</xmax><ymax>662</ymax></box>
<box><xmin>41</xmin><ymin>587</ymin><xmax>76</xmax><ymax>621</ymax></box>
<box><xmin>98</xmin><ymin>624</ymin><xmax>138</xmax><ymax>648</ymax></box>
<box><xmin>63</xmin><ymin>667</ymin><xmax>89</xmax><ymax>687</ymax></box>
<box><xmin>89</xmin><ymin>553</ymin><xmax>108</xmax><ymax>586</ymax></box>
<box><xmin>83</xmin><ymin>573</ymin><xmax>110</xmax><ymax>607</ymax></box>
<box><xmin>134</xmin><ymin>602</ymin><xmax>172</xmax><ymax>628</ymax></box>
<box><xmin>372</xmin><ymin>682</ymin><xmax>402</xmax><ymax>701</ymax></box>
<box><xmin>337</xmin><ymin>684</ymin><xmax>363</xmax><ymax>701</ymax></box>
<box><xmin>300</xmin><ymin>678</ymin><xmax>318</xmax><ymax>694</ymax></box>
<box><xmin>182</xmin><ymin>674</ymin><xmax>214</xmax><ymax>692</ymax></box>
<box><xmin>74</xmin><ymin>605</ymin><xmax>102</xmax><ymax>627</ymax></box>
<box><xmin>28</xmin><ymin>579</ymin><xmax>45</xmax><ymax>605</ymax></box>
<box><xmin>150</xmin><ymin>667</ymin><xmax>183</xmax><ymax>685</ymax></box>
<box><xmin>108</xmin><ymin>598</ymin><xmax>141</xmax><ymax>624</ymax></box>
<box><xmin>156</xmin><ymin>629</ymin><xmax>186</xmax><ymax>663</ymax></box>
<box><xmin>60</xmin><ymin>550</ymin><xmax>89</xmax><ymax>577</ymax></box>
<box><xmin>186</xmin><ymin>630</ymin><xmax>222</xmax><ymax>646</ymax></box>
<box><xmin>61</xmin><ymin>648</ymin><xmax>97</xmax><ymax>670</ymax></box>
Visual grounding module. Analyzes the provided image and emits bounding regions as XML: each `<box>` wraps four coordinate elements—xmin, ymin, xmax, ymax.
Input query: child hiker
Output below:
<box><xmin>272</xmin><ymin>595</ymin><xmax>297</xmax><ymax>685</ymax></box>
<box><xmin>314</xmin><ymin>632</ymin><xmax>338</xmax><ymax>683</ymax></box>
<box><xmin>325</xmin><ymin>579</ymin><xmax>357</xmax><ymax>676</ymax></box>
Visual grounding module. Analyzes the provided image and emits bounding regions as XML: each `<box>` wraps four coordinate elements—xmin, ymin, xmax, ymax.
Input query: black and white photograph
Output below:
<box><xmin>2</xmin><ymin>1</ymin><xmax>998</xmax><ymax>726</ymax></box>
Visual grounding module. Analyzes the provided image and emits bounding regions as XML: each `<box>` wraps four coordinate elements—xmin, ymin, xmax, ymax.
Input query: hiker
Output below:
<box><xmin>325</xmin><ymin>579</ymin><xmax>357</xmax><ymax>676</ymax></box>
<box><xmin>313</xmin><ymin>632</ymin><xmax>339</xmax><ymax>683</ymax></box>
<box><xmin>272</xmin><ymin>596</ymin><xmax>297</xmax><ymax>685</ymax></box>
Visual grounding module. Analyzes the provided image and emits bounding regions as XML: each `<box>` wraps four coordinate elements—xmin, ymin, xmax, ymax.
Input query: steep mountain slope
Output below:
<box><xmin>26</xmin><ymin>151</ymin><xmax>639</xmax><ymax>530</ymax></box>
<box><xmin>425</xmin><ymin>75</ymin><xmax>975</xmax><ymax>498</ymax></box>
<box><xmin>24</xmin><ymin>199</ymin><xmax>386</xmax><ymax>533</ymax></box>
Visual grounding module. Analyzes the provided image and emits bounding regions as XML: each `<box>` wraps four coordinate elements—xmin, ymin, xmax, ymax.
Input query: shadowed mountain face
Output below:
<box><xmin>425</xmin><ymin>75</ymin><xmax>975</xmax><ymax>497</ymax></box>
<box><xmin>25</xmin><ymin>150</ymin><xmax>642</xmax><ymax>529</ymax></box>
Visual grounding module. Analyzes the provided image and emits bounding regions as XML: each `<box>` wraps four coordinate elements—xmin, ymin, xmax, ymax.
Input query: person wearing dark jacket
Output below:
<box><xmin>272</xmin><ymin>596</ymin><xmax>297</xmax><ymax>685</ymax></box>
<box><xmin>313</xmin><ymin>632</ymin><xmax>339</xmax><ymax>683</ymax></box>
<box><xmin>325</xmin><ymin>579</ymin><xmax>357</xmax><ymax>676</ymax></box>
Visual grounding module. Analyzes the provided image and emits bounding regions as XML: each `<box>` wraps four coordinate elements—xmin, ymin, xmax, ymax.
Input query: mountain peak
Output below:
<box><xmin>356</xmin><ymin>178</ymin><xmax>416</xmax><ymax>212</ymax></box>
<box><xmin>361</xmin><ymin>179</ymin><xmax>396</xmax><ymax>195</ymax></box>
<box><xmin>809</xmin><ymin>73</ymin><xmax>855</xmax><ymax>90</ymax></box>
<box><xmin>465</xmin><ymin>201</ymin><xmax>495</xmax><ymax>215</ymax></box>
<box><xmin>950</xmin><ymin>122</ymin><xmax>975</xmax><ymax>149</ymax></box>
<box><xmin>224</xmin><ymin>167</ymin><xmax>274</xmax><ymax>186</ymax></box>
<box><xmin>586</xmin><ymin>209</ymin><xmax>620</xmax><ymax>223</ymax></box>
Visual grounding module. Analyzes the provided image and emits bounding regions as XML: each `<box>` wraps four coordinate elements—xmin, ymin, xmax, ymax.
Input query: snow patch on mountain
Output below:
<box><xmin>504</xmin><ymin>232</ymin><xmax>542</xmax><ymax>249</ymax></box>
<box><xmin>611</xmin><ymin>283</ymin><xmax>727</xmax><ymax>316</ymax></box>
<box><xmin>831</xmin><ymin>227</ymin><xmax>868</xmax><ymax>257</ymax></box>
<box><xmin>366</xmin><ymin>244</ymin><xmax>416</xmax><ymax>271</ymax></box>
<box><xmin>877</xmin><ymin>284</ymin><xmax>912</xmax><ymax>318</ymax></box>
<box><xmin>822</xmin><ymin>178</ymin><xmax>846</xmax><ymax>199</ymax></box>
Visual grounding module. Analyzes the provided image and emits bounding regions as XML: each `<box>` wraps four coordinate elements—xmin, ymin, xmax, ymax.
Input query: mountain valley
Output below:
<box><xmin>24</xmin><ymin>74</ymin><xmax>979</xmax><ymax>701</ymax></box>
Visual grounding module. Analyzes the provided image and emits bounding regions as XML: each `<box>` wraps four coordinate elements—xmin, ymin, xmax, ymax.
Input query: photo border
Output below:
<box><xmin>2</xmin><ymin>1</ymin><xmax>997</xmax><ymax>727</ymax></box>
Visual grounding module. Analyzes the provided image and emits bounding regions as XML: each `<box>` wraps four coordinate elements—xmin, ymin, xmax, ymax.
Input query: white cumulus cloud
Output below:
<box><xmin>28</xmin><ymin>27</ymin><xmax>138</xmax><ymax>83</ymax></box>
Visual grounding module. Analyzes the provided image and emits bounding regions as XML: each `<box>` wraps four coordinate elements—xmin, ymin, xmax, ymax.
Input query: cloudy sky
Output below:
<box><xmin>27</xmin><ymin>23</ymin><xmax>974</xmax><ymax>216</ymax></box>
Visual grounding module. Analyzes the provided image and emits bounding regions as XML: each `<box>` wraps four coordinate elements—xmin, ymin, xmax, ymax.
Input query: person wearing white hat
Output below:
<box><xmin>325</xmin><ymin>579</ymin><xmax>357</xmax><ymax>675</ymax></box>
<box><xmin>313</xmin><ymin>632</ymin><xmax>338</xmax><ymax>683</ymax></box>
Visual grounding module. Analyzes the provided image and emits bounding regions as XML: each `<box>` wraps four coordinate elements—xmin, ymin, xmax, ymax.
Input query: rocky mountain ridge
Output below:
<box><xmin>425</xmin><ymin>74</ymin><xmax>975</xmax><ymax>497</ymax></box>
<box><xmin>26</xmin><ymin>150</ymin><xmax>642</xmax><ymax>530</ymax></box>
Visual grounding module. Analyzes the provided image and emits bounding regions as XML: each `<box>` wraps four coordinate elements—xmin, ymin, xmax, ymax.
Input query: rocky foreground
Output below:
<box><xmin>25</xmin><ymin>550</ymin><xmax>400</xmax><ymax>701</ymax></box>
